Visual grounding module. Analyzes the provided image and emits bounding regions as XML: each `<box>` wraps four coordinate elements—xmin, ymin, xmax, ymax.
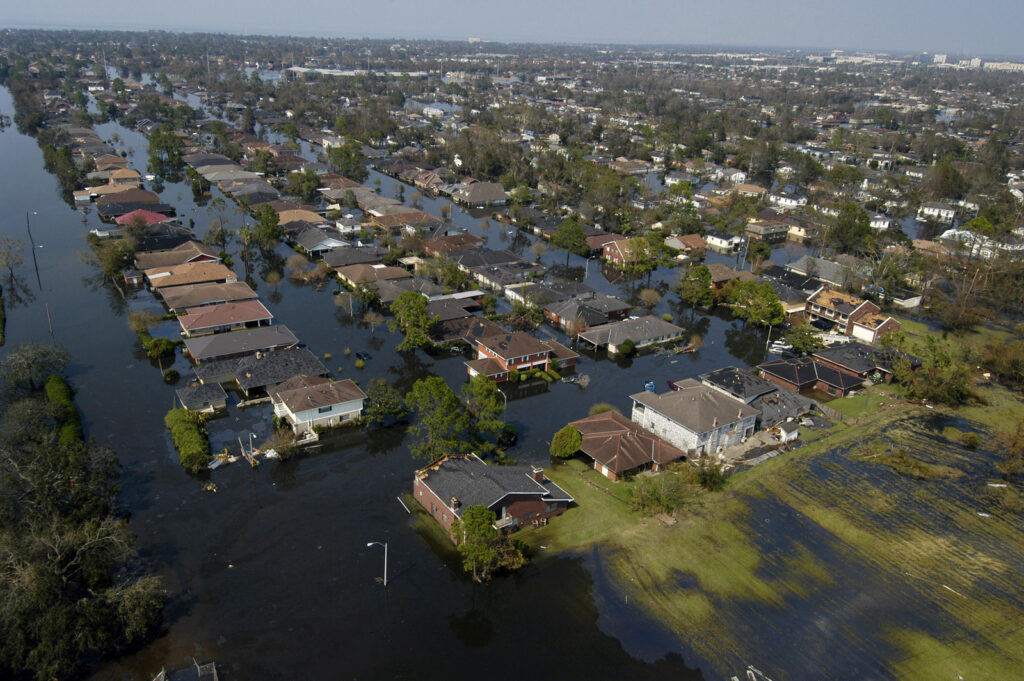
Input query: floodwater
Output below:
<box><xmin>0</xmin><ymin>85</ymin><xmax>736</xmax><ymax>681</ymax></box>
<box><xmin>2</xmin><ymin>81</ymin><xmax>992</xmax><ymax>681</ymax></box>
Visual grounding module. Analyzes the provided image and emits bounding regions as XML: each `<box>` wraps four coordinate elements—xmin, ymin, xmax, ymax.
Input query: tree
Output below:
<box><xmin>0</xmin><ymin>235</ymin><xmax>24</xmax><ymax>284</ymax></box>
<box><xmin>638</xmin><ymin>288</ymin><xmax>661</xmax><ymax>309</ymax></box>
<box><xmin>362</xmin><ymin>310</ymin><xmax>384</xmax><ymax>336</ymax></box>
<box><xmin>551</xmin><ymin>217</ymin><xmax>588</xmax><ymax>265</ymax></box>
<box><xmin>404</xmin><ymin>377</ymin><xmax>471</xmax><ymax>460</ymax></box>
<box><xmin>784</xmin><ymin>323</ymin><xmax>824</xmax><ymax>355</ymax></box>
<box><xmin>828</xmin><ymin>203</ymin><xmax>874</xmax><ymax>256</ymax></box>
<box><xmin>284</xmin><ymin>168</ymin><xmax>320</xmax><ymax>202</ymax></box>
<box><xmin>893</xmin><ymin>335</ymin><xmax>971</xmax><ymax>407</ymax></box>
<box><xmin>745</xmin><ymin>240</ymin><xmax>772</xmax><ymax>270</ymax></box>
<box><xmin>326</xmin><ymin>139</ymin><xmax>368</xmax><ymax>182</ymax></box>
<box><xmin>252</xmin><ymin>204</ymin><xmax>281</xmax><ymax>251</ymax></box>
<box><xmin>0</xmin><ymin>344</ymin><xmax>70</xmax><ymax>391</ymax></box>
<box><xmin>530</xmin><ymin>240</ymin><xmax>548</xmax><ymax>262</ymax></box>
<box><xmin>728</xmin><ymin>280</ymin><xmax>784</xmax><ymax>327</ymax></box>
<box><xmin>452</xmin><ymin>506</ymin><xmax>499</xmax><ymax>582</ymax></box>
<box><xmin>241</xmin><ymin>106</ymin><xmax>255</xmax><ymax>134</ymax></box>
<box><xmin>363</xmin><ymin>378</ymin><xmax>408</xmax><ymax>426</ymax></box>
<box><xmin>550</xmin><ymin>424</ymin><xmax>582</xmax><ymax>459</ymax></box>
<box><xmin>389</xmin><ymin>291</ymin><xmax>438</xmax><ymax>351</ymax></box>
<box><xmin>462</xmin><ymin>374</ymin><xmax>505</xmax><ymax>446</ymax></box>
<box><xmin>677</xmin><ymin>264</ymin><xmax>713</xmax><ymax>311</ymax></box>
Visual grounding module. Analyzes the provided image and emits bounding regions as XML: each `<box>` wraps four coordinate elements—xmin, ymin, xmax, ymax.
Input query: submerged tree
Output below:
<box><xmin>404</xmin><ymin>377</ymin><xmax>471</xmax><ymax>460</ymax></box>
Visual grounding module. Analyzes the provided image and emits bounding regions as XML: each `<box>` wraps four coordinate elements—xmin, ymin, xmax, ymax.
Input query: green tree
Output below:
<box><xmin>389</xmin><ymin>291</ymin><xmax>438</xmax><ymax>352</ymax></box>
<box><xmin>550</xmin><ymin>424</ymin><xmax>582</xmax><ymax>459</ymax></box>
<box><xmin>452</xmin><ymin>506</ymin><xmax>499</xmax><ymax>582</ymax></box>
<box><xmin>326</xmin><ymin>139</ymin><xmax>369</xmax><ymax>182</ymax></box>
<box><xmin>462</xmin><ymin>374</ymin><xmax>505</xmax><ymax>446</ymax></box>
<box><xmin>893</xmin><ymin>336</ymin><xmax>972</xmax><ymax>407</ymax></box>
<box><xmin>829</xmin><ymin>203</ymin><xmax>874</xmax><ymax>256</ymax></box>
<box><xmin>677</xmin><ymin>264</ymin><xmax>713</xmax><ymax>311</ymax></box>
<box><xmin>404</xmin><ymin>377</ymin><xmax>471</xmax><ymax>460</ymax></box>
<box><xmin>252</xmin><ymin>204</ymin><xmax>282</xmax><ymax>251</ymax></box>
<box><xmin>241</xmin><ymin>106</ymin><xmax>255</xmax><ymax>134</ymax></box>
<box><xmin>550</xmin><ymin>217</ymin><xmax>588</xmax><ymax>265</ymax></box>
<box><xmin>784</xmin><ymin>323</ymin><xmax>824</xmax><ymax>355</ymax></box>
<box><xmin>363</xmin><ymin>378</ymin><xmax>408</xmax><ymax>426</ymax></box>
<box><xmin>728</xmin><ymin>280</ymin><xmax>784</xmax><ymax>327</ymax></box>
<box><xmin>745</xmin><ymin>240</ymin><xmax>772</xmax><ymax>269</ymax></box>
<box><xmin>284</xmin><ymin>168</ymin><xmax>320</xmax><ymax>202</ymax></box>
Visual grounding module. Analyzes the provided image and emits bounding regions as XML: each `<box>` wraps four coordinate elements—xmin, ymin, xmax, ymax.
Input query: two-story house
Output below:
<box><xmin>805</xmin><ymin>287</ymin><xmax>900</xmax><ymax>344</ymax></box>
<box><xmin>630</xmin><ymin>379</ymin><xmax>759</xmax><ymax>457</ymax></box>
<box><xmin>271</xmin><ymin>375</ymin><xmax>367</xmax><ymax>435</ymax></box>
<box><xmin>465</xmin><ymin>332</ymin><xmax>577</xmax><ymax>382</ymax></box>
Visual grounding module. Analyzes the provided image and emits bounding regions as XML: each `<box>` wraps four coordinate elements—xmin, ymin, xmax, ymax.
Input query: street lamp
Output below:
<box><xmin>496</xmin><ymin>387</ymin><xmax>508</xmax><ymax>415</ymax></box>
<box><xmin>366</xmin><ymin>541</ymin><xmax>387</xmax><ymax>586</ymax></box>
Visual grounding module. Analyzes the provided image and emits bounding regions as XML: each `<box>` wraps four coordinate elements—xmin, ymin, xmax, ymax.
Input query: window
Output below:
<box><xmin>318</xmin><ymin>405</ymin><xmax>333</xmax><ymax>414</ymax></box>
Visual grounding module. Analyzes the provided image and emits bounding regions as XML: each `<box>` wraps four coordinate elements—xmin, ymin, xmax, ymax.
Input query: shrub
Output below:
<box><xmin>697</xmin><ymin>461</ymin><xmax>727</xmax><ymax>491</ymax></box>
<box><xmin>588</xmin><ymin>402</ymin><xmax>620</xmax><ymax>416</ymax></box>
<box><xmin>509</xmin><ymin>368</ymin><xmax>521</xmax><ymax>383</ymax></box>
<box><xmin>961</xmin><ymin>432</ymin><xmax>979</xmax><ymax>449</ymax></box>
<box><xmin>164</xmin><ymin>408</ymin><xmax>211</xmax><ymax>474</ymax></box>
<box><xmin>550</xmin><ymin>424</ymin><xmax>582</xmax><ymax>459</ymax></box>
<box><xmin>617</xmin><ymin>338</ymin><xmax>636</xmax><ymax>356</ymax></box>
<box><xmin>45</xmin><ymin>374</ymin><xmax>84</xmax><ymax>446</ymax></box>
<box><xmin>163</xmin><ymin>369</ymin><xmax>180</xmax><ymax>383</ymax></box>
<box><xmin>354</xmin><ymin>358</ymin><xmax>365</xmax><ymax>369</ymax></box>
<box><xmin>662</xmin><ymin>313</ymin><xmax>674</xmax><ymax>322</ymax></box>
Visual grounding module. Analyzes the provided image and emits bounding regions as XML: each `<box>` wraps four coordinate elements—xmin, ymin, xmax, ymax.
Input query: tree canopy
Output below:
<box><xmin>550</xmin><ymin>424</ymin><xmax>582</xmax><ymax>459</ymax></box>
<box><xmin>728</xmin><ymin>280</ymin><xmax>784</xmax><ymax>327</ymax></box>
<box><xmin>404</xmin><ymin>377</ymin><xmax>471</xmax><ymax>460</ymax></box>
<box><xmin>389</xmin><ymin>291</ymin><xmax>438</xmax><ymax>352</ymax></box>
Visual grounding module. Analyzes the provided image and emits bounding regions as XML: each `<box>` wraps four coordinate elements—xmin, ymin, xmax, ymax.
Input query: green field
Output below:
<box><xmin>524</xmin><ymin>381</ymin><xmax>1024</xmax><ymax>679</ymax></box>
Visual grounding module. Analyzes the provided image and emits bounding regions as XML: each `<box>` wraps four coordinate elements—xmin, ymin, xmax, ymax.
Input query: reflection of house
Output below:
<box><xmin>630</xmin><ymin>379</ymin><xmax>759</xmax><ymax>457</ymax></box>
<box><xmin>569</xmin><ymin>410</ymin><xmax>685</xmax><ymax>481</ymax></box>
<box><xmin>413</xmin><ymin>454</ymin><xmax>572</xmax><ymax>539</ymax></box>
<box><xmin>758</xmin><ymin>357</ymin><xmax>864</xmax><ymax>397</ymax></box>
<box><xmin>271</xmin><ymin>375</ymin><xmax>366</xmax><ymax>434</ymax></box>
<box><xmin>577</xmin><ymin>315</ymin><xmax>684</xmax><ymax>354</ymax></box>
<box><xmin>805</xmin><ymin>287</ymin><xmax>900</xmax><ymax>344</ymax></box>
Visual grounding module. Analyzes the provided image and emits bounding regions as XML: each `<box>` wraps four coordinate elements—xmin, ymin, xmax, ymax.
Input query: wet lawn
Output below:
<box><xmin>530</xmin><ymin>389</ymin><xmax>1024</xmax><ymax>680</ymax></box>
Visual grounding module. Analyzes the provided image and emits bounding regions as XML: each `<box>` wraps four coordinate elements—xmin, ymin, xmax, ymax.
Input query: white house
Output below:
<box><xmin>917</xmin><ymin>202</ymin><xmax>956</xmax><ymax>224</ymax></box>
<box><xmin>271</xmin><ymin>375</ymin><xmax>367</xmax><ymax>435</ymax></box>
<box><xmin>705</xmin><ymin>230</ymin><xmax>744</xmax><ymax>252</ymax></box>
<box><xmin>769</xmin><ymin>193</ymin><xmax>807</xmax><ymax>210</ymax></box>
<box><xmin>869</xmin><ymin>213</ymin><xmax>893</xmax><ymax>231</ymax></box>
<box><xmin>629</xmin><ymin>379</ymin><xmax>759</xmax><ymax>458</ymax></box>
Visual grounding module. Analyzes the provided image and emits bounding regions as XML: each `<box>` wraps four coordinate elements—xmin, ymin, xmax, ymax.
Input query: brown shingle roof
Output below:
<box><xmin>272</xmin><ymin>375</ymin><xmax>366</xmax><ymax>412</ymax></box>
<box><xmin>570</xmin><ymin>410</ymin><xmax>685</xmax><ymax>475</ymax></box>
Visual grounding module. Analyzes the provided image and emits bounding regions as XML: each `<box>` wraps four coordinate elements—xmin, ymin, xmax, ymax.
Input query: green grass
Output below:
<box><xmin>530</xmin><ymin>397</ymin><xmax>1024</xmax><ymax>679</ymax></box>
<box><xmin>828</xmin><ymin>382</ymin><xmax>899</xmax><ymax>419</ymax></box>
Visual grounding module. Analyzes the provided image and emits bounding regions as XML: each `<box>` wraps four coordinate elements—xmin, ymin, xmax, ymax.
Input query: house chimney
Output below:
<box><xmin>530</xmin><ymin>466</ymin><xmax>544</xmax><ymax>483</ymax></box>
<box><xmin>450</xmin><ymin>496</ymin><xmax>460</xmax><ymax>510</ymax></box>
<box><xmin>712</xmin><ymin>416</ymin><xmax>718</xmax><ymax>428</ymax></box>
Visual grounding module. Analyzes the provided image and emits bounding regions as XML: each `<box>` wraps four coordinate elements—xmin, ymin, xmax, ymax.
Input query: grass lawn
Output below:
<box><xmin>527</xmin><ymin>396</ymin><xmax>1024</xmax><ymax>680</ymax></box>
<box><xmin>828</xmin><ymin>382</ymin><xmax>900</xmax><ymax>420</ymax></box>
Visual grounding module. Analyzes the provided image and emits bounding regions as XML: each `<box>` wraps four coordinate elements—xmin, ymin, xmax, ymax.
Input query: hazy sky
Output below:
<box><xmin>3</xmin><ymin>0</ymin><xmax>1023</xmax><ymax>58</ymax></box>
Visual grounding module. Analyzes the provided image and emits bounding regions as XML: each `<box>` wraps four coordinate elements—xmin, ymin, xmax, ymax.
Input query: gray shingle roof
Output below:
<box><xmin>194</xmin><ymin>347</ymin><xmax>327</xmax><ymax>391</ymax></box>
<box><xmin>415</xmin><ymin>455</ymin><xmax>571</xmax><ymax>518</ymax></box>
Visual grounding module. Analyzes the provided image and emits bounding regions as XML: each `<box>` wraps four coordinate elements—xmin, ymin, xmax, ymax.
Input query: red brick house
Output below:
<box><xmin>805</xmin><ymin>287</ymin><xmax>900</xmax><ymax>344</ymax></box>
<box><xmin>413</xmin><ymin>454</ymin><xmax>573</xmax><ymax>540</ymax></box>
<box><xmin>567</xmin><ymin>410</ymin><xmax>686</xmax><ymax>481</ymax></box>
<box><xmin>602</xmin><ymin>237</ymin><xmax>648</xmax><ymax>268</ymax></box>
<box><xmin>465</xmin><ymin>332</ymin><xmax>578</xmax><ymax>382</ymax></box>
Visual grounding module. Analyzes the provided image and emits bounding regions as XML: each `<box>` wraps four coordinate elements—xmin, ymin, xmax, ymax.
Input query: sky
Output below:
<box><xmin>2</xmin><ymin>0</ymin><xmax>1023</xmax><ymax>59</ymax></box>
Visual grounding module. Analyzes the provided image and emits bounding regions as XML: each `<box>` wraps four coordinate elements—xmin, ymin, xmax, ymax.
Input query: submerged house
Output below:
<box><xmin>271</xmin><ymin>375</ymin><xmax>366</xmax><ymax>434</ymax></box>
<box><xmin>413</xmin><ymin>454</ymin><xmax>572</xmax><ymax>539</ymax></box>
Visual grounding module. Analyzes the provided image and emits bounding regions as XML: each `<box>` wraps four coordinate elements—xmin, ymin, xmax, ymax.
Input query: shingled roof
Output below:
<box><xmin>569</xmin><ymin>410</ymin><xmax>685</xmax><ymax>476</ymax></box>
<box><xmin>272</xmin><ymin>375</ymin><xmax>366</xmax><ymax>412</ymax></box>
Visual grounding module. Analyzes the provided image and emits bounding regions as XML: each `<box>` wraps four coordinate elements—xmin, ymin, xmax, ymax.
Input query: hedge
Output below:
<box><xmin>45</xmin><ymin>374</ymin><xmax>84</xmax><ymax>447</ymax></box>
<box><xmin>164</xmin><ymin>408</ymin><xmax>211</xmax><ymax>473</ymax></box>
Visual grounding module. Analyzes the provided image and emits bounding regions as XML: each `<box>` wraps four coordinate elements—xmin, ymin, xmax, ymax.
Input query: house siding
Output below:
<box><xmin>630</xmin><ymin>404</ymin><xmax>757</xmax><ymax>457</ymax></box>
<box><xmin>274</xmin><ymin>397</ymin><xmax>364</xmax><ymax>434</ymax></box>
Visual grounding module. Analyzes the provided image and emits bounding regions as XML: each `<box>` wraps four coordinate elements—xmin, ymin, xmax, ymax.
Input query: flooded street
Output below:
<box><xmin>0</xmin><ymin>85</ymin><xmax>717</xmax><ymax>680</ymax></box>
